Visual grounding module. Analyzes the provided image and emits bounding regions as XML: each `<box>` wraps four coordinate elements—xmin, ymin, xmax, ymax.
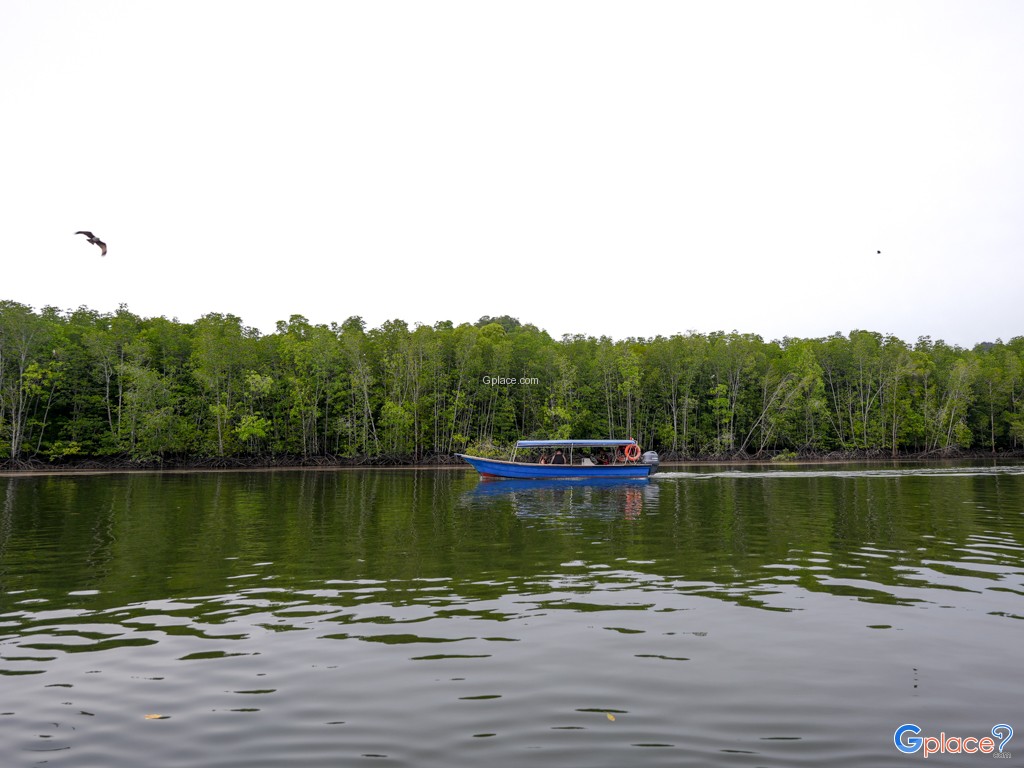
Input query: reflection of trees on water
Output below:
<box><xmin>0</xmin><ymin>477</ymin><xmax>17</xmax><ymax>562</ymax></box>
<box><xmin>1</xmin><ymin>469</ymin><xmax>1022</xmax><ymax>625</ymax></box>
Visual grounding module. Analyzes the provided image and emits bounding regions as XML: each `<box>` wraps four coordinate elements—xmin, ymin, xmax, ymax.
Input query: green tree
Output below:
<box><xmin>0</xmin><ymin>301</ymin><xmax>52</xmax><ymax>459</ymax></box>
<box><xmin>338</xmin><ymin>316</ymin><xmax>380</xmax><ymax>456</ymax></box>
<box><xmin>192</xmin><ymin>313</ymin><xmax>256</xmax><ymax>456</ymax></box>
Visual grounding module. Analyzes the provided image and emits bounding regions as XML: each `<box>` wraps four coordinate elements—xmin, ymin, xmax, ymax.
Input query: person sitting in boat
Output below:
<box><xmin>539</xmin><ymin>453</ymin><xmax>549</xmax><ymax>465</ymax></box>
<box><xmin>550</xmin><ymin>449</ymin><xmax>566</xmax><ymax>465</ymax></box>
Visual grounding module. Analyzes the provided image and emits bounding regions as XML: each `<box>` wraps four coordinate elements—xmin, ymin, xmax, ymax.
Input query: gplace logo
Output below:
<box><xmin>894</xmin><ymin>723</ymin><xmax>1013</xmax><ymax>758</ymax></box>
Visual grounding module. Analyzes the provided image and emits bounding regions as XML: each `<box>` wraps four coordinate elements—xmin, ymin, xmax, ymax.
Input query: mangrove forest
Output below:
<box><xmin>2</xmin><ymin>300</ymin><xmax>1023</xmax><ymax>467</ymax></box>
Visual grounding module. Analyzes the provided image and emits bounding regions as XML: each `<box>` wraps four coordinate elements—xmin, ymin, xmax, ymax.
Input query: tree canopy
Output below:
<box><xmin>2</xmin><ymin>300</ymin><xmax>1022</xmax><ymax>465</ymax></box>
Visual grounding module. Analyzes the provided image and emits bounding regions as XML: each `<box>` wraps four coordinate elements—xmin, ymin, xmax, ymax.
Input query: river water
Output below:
<box><xmin>1</xmin><ymin>464</ymin><xmax>1021</xmax><ymax>766</ymax></box>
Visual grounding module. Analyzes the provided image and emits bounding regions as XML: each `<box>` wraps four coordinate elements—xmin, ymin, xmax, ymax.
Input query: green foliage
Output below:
<box><xmin>1</xmin><ymin>301</ymin><xmax>1022</xmax><ymax>462</ymax></box>
<box><xmin>462</xmin><ymin>438</ymin><xmax>509</xmax><ymax>459</ymax></box>
<box><xmin>771</xmin><ymin>449</ymin><xmax>799</xmax><ymax>462</ymax></box>
<box><xmin>46</xmin><ymin>440</ymin><xmax>82</xmax><ymax>461</ymax></box>
<box><xmin>235</xmin><ymin>414</ymin><xmax>270</xmax><ymax>444</ymax></box>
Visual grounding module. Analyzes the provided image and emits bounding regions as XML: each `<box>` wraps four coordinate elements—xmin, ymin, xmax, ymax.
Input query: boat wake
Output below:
<box><xmin>653</xmin><ymin>464</ymin><xmax>1024</xmax><ymax>481</ymax></box>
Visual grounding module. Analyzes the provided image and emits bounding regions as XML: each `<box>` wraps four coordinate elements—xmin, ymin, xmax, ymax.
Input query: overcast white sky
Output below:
<box><xmin>2</xmin><ymin>1</ymin><xmax>1022</xmax><ymax>347</ymax></box>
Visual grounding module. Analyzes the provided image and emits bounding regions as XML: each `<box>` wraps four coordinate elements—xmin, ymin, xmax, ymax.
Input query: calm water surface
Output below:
<box><xmin>1</xmin><ymin>464</ymin><xmax>1021</xmax><ymax>767</ymax></box>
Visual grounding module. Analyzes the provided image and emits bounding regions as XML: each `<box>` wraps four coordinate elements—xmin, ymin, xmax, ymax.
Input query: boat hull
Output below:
<box><xmin>457</xmin><ymin>454</ymin><xmax>652</xmax><ymax>480</ymax></box>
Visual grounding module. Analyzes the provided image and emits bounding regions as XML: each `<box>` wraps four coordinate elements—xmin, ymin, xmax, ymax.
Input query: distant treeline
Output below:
<box><xmin>2</xmin><ymin>300</ymin><xmax>1023</xmax><ymax>466</ymax></box>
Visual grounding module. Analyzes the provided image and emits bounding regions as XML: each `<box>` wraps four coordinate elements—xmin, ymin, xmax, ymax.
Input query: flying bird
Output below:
<box><xmin>75</xmin><ymin>230</ymin><xmax>107</xmax><ymax>256</ymax></box>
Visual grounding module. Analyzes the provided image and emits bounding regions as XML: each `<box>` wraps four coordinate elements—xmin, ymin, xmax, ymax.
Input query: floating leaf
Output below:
<box><xmin>606</xmin><ymin>713</ymin><xmax>616</xmax><ymax>721</ymax></box>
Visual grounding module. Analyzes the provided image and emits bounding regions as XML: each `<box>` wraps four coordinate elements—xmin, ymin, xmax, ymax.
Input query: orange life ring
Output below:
<box><xmin>623</xmin><ymin>443</ymin><xmax>641</xmax><ymax>461</ymax></box>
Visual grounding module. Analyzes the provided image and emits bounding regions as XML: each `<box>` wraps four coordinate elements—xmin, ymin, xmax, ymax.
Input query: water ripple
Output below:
<box><xmin>1</xmin><ymin>466</ymin><xmax>1022</xmax><ymax>767</ymax></box>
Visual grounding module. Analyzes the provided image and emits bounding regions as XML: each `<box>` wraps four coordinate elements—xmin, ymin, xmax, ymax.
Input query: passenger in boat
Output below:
<box><xmin>597</xmin><ymin>451</ymin><xmax>611</xmax><ymax>465</ymax></box>
<box><xmin>550</xmin><ymin>449</ymin><xmax>566</xmax><ymax>465</ymax></box>
<box><xmin>539</xmin><ymin>453</ymin><xmax>549</xmax><ymax>465</ymax></box>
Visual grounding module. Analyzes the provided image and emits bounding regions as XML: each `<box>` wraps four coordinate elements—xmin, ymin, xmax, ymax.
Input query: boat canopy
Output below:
<box><xmin>516</xmin><ymin>439</ymin><xmax>637</xmax><ymax>448</ymax></box>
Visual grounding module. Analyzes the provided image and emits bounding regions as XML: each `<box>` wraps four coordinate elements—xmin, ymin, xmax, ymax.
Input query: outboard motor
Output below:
<box><xmin>641</xmin><ymin>450</ymin><xmax>660</xmax><ymax>474</ymax></box>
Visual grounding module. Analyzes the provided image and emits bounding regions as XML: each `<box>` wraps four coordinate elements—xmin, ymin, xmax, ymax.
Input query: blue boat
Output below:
<box><xmin>458</xmin><ymin>439</ymin><xmax>659</xmax><ymax>480</ymax></box>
